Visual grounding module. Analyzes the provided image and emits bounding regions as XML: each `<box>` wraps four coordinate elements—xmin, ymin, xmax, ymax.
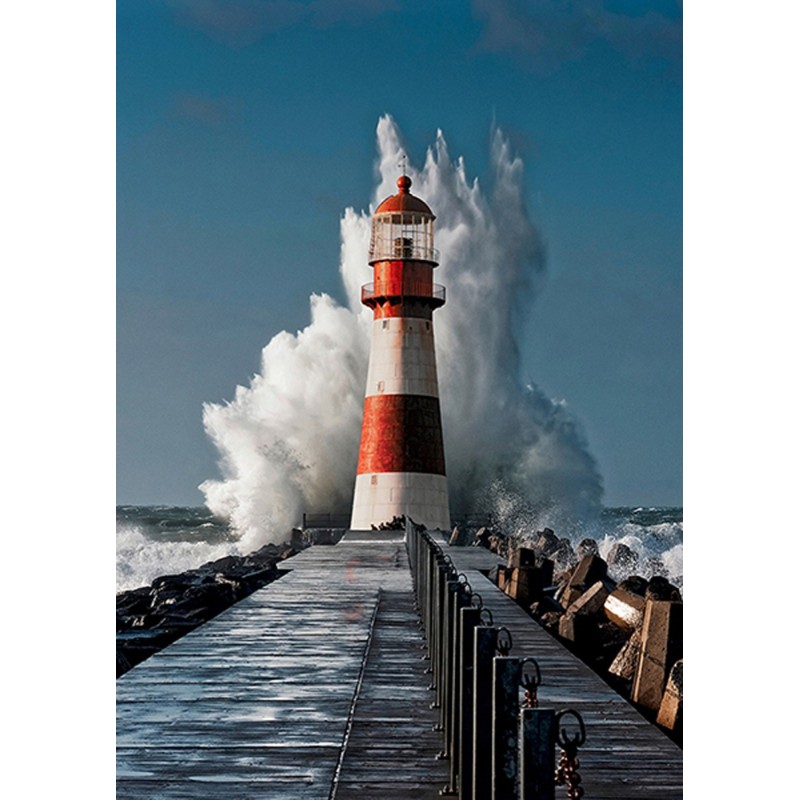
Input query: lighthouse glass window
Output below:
<box><xmin>370</xmin><ymin>214</ymin><xmax>434</xmax><ymax>262</ymax></box>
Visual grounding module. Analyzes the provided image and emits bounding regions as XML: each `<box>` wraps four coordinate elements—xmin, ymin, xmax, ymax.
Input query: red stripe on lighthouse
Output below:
<box><xmin>356</xmin><ymin>394</ymin><xmax>446</xmax><ymax>475</ymax></box>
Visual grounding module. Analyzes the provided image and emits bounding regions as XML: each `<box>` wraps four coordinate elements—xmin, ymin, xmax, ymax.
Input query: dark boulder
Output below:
<box><xmin>607</xmin><ymin>542</ymin><xmax>640</xmax><ymax>575</ymax></box>
<box><xmin>645</xmin><ymin>576</ymin><xmax>682</xmax><ymax>602</ymax></box>
<box><xmin>576</xmin><ymin>538</ymin><xmax>599</xmax><ymax>559</ymax></box>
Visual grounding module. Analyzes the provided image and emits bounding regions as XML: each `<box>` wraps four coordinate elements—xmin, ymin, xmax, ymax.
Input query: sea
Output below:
<box><xmin>116</xmin><ymin>505</ymin><xmax>683</xmax><ymax>594</ymax></box>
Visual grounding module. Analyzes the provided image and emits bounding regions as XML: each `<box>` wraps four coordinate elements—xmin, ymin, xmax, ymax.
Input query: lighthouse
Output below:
<box><xmin>350</xmin><ymin>175</ymin><xmax>451</xmax><ymax>531</ymax></box>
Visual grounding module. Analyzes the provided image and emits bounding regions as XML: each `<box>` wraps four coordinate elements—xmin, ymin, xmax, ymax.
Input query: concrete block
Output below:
<box><xmin>656</xmin><ymin>659</ymin><xmax>683</xmax><ymax>733</ymax></box>
<box><xmin>570</xmin><ymin>554</ymin><xmax>608</xmax><ymax>590</ymax></box>
<box><xmin>603</xmin><ymin>587</ymin><xmax>646</xmax><ymax>630</ymax></box>
<box><xmin>631</xmin><ymin>600</ymin><xmax>683</xmax><ymax>711</ymax></box>
<box><xmin>508</xmin><ymin>545</ymin><xmax>538</xmax><ymax>568</ymax></box>
<box><xmin>566</xmin><ymin>580</ymin><xmax>610</xmax><ymax>616</ymax></box>
<box><xmin>497</xmin><ymin>566</ymin><xmax>512</xmax><ymax>591</ymax></box>
<box><xmin>609</xmin><ymin>627</ymin><xmax>642</xmax><ymax>681</ymax></box>
<box><xmin>506</xmin><ymin>565</ymin><xmax>551</xmax><ymax>606</ymax></box>
<box><xmin>559</xmin><ymin>581</ymin><xmax>610</xmax><ymax>644</ymax></box>
<box><xmin>558</xmin><ymin>612</ymin><xmax>596</xmax><ymax>644</ymax></box>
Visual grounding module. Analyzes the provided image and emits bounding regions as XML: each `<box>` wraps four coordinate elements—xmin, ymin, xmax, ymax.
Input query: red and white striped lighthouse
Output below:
<box><xmin>350</xmin><ymin>175</ymin><xmax>451</xmax><ymax>531</ymax></box>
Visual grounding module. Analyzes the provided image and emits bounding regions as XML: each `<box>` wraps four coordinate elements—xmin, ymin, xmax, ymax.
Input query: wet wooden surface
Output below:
<box><xmin>117</xmin><ymin>536</ymin><xmax>443</xmax><ymax>799</ymax></box>
<box><xmin>118</xmin><ymin>532</ymin><xmax>681</xmax><ymax>799</ymax></box>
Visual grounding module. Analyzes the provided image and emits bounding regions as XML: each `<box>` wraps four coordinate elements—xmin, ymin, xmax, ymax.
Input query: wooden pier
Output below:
<box><xmin>117</xmin><ymin>530</ymin><xmax>682</xmax><ymax>798</ymax></box>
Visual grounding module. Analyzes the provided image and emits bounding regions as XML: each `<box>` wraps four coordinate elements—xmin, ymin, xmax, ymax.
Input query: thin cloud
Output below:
<box><xmin>173</xmin><ymin>93</ymin><xmax>242</xmax><ymax>127</ymax></box>
<box><xmin>167</xmin><ymin>0</ymin><xmax>398</xmax><ymax>48</ymax></box>
<box><xmin>471</xmin><ymin>0</ymin><xmax>681</xmax><ymax>73</ymax></box>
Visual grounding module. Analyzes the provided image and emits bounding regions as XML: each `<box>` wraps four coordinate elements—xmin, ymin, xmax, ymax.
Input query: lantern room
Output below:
<box><xmin>369</xmin><ymin>176</ymin><xmax>439</xmax><ymax>265</ymax></box>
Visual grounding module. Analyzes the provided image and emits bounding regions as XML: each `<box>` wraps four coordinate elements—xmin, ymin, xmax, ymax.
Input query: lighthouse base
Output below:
<box><xmin>350</xmin><ymin>472</ymin><xmax>450</xmax><ymax>532</ymax></box>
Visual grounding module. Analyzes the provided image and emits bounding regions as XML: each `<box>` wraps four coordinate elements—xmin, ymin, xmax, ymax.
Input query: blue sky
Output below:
<box><xmin>117</xmin><ymin>0</ymin><xmax>683</xmax><ymax>507</ymax></box>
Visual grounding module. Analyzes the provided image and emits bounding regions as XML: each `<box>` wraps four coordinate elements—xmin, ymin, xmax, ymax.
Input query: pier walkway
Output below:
<box><xmin>117</xmin><ymin>530</ymin><xmax>682</xmax><ymax>798</ymax></box>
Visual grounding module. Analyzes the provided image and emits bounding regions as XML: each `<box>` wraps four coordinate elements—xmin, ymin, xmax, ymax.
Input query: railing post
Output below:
<box><xmin>492</xmin><ymin>657</ymin><xmax>524</xmax><ymax>800</ymax></box>
<box><xmin>472</xmin><ymin>625</ymin><xmax>499</xmax><ymax>800</ymax></box>
<box><xmin>518</xmin><ymin>709</ymin><xmax>556</xmax><ymax>800</ymax></box>
<box><xmin>444</xmin><ymin>576</ymin><xmax>472</xmax><ymax>794</ymax></box>
<box><xmin>457</xmin><ymin>603</ymin><xmax>484</xmax><ymax>800</ymax></box>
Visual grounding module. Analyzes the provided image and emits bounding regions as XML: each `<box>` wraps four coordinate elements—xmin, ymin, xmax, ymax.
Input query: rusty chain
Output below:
<box><xmin>554</xmin><ymin>709</ymin><xmax>586</xmax><ymax>799</ymax></box>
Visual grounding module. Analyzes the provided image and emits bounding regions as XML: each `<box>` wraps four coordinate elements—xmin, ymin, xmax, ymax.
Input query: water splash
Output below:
<box><xmin>200</xmin><ymin>115</ymin><xmax>603</xmax><ymax>549</ymax></box>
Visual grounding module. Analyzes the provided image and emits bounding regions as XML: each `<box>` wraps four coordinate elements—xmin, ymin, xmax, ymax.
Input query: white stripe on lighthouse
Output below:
<box><xmin>364</xmin><ymin>318</ymin><xmax>440</xmax><ymax>398</ymax></box>
<box><xmin>350</xmin><ymin>472</ymin><xmax>450</xmax><ymax>531</ymax></box>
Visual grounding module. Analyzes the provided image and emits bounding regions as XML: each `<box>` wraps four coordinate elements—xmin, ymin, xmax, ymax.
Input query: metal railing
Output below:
<box><xmin>301</xmin><ymin>512</ymin><xmax>350</xmax><ymax>529</ymax></box>
<box><xmin>405</xmin><ymin>520</ymin><xmax>587</xmax><ymax>799</ymax></box>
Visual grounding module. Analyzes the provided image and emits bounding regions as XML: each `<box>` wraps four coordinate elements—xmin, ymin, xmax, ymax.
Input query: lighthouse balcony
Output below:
<box><xmin>361</xmin><ymin>282</ymin><xmax>445</xmax><ymax>307</ymax></box>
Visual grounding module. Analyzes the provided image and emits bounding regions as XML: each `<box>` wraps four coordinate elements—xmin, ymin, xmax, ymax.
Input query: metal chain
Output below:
<box><xmin>555</xmin><ymin>747</ymin><xmax>583</xmax><ymax>799</ymax></box>
<box><xmin>554</xmin><ymin>709</ymin><xmax>586</xmax><ymax>800</ymax></box>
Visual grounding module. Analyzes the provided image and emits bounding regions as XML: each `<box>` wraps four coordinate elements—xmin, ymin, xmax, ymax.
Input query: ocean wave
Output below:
<box><xmin>116</xmin><ymin>522</ymin><xmax>243</xmax><ymax>593</ymax></box>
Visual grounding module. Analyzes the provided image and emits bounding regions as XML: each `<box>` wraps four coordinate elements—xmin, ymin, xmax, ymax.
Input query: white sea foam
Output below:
<box><xmin>116</xmin><ymin>524</ymin><xmax>241</xmax><ymax>593</ymax></box>
<box><xmin>198</xmin><ymin>116</ymin><xmax>603</xmax><ymax>550</ymax></box>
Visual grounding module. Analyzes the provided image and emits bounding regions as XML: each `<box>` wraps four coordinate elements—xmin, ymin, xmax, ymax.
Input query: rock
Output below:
<box><xmin>645</xmin><ymin>576</ymin><xmax>682</xmax><ymax>602</ymax></box>
<box><xmin>644</xmin><ymin>555</ymin><xmax>668</xmax><ymax>578</ymax></box>
<box><xmin>552</xmin><ymin>539</ymin><xmax>578</xmax><ymax>571</ymax></box>
<box><xmin>116</xmin><ymin>586</ymin><xmax>153</xmax><ymax>616</ymax></box>
<box><xmin>607</xmin><ymin>542</ymin><xmax>639</xmax><ymax>574</ymax></box>
<box><xmin>532</xmin><ymin>528</ymin><xmax>560</xmax><ymax>557</ymax></box>
<box><xmin>576</xmin><ymin>538</ymin><xmax>599</xmax><ymax>559</ymax></box>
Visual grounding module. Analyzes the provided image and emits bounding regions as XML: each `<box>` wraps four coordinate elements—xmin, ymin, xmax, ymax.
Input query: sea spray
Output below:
<box><xmin>201</xmin><ymin>295</ymin><xmax>368</xmax><ymax>550</ymax></box>
<box><xmin>200</xmin><ymin>114</ymin><xmax>604</xmax><ymax>546</ymax></box>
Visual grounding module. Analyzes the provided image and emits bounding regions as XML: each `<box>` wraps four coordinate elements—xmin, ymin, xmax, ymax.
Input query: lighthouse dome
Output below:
<box><xmin>374</xmin><ymin>176</ymin><xmax>435</xmax><ymax>218</ymax></box>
